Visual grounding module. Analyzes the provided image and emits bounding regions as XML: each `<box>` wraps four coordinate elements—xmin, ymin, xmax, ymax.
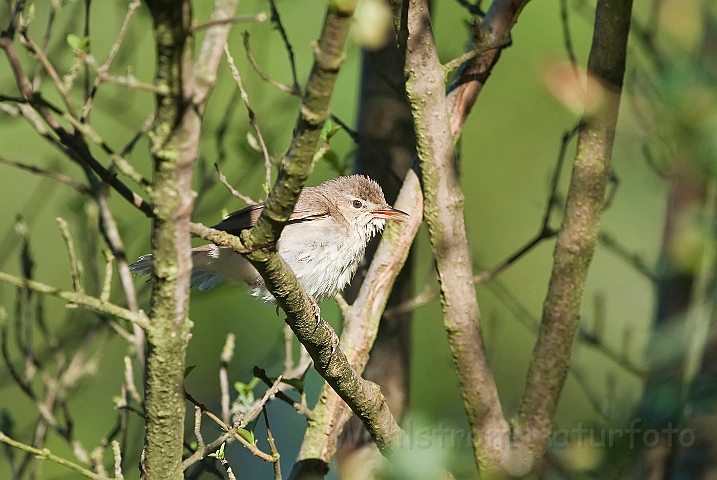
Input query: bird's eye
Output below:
<box><xmin>352</xmin><ymin>199</ymin><xmax>363</xmax><ymax>209</ymax></box>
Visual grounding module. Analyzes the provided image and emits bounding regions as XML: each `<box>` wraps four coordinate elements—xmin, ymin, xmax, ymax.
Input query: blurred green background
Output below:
<box><xmin>0</xmin><ymin>0</ymin><xmax>693</xmax><ymax>477</ymax></box>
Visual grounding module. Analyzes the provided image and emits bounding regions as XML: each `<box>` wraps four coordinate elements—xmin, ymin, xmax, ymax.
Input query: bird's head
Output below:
<box><xmin>322</xmin><ymin>175</ymin><xmax>409</xmax><ymax>242</ymax></box>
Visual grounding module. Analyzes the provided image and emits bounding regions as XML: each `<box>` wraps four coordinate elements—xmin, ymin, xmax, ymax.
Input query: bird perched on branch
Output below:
<box><xmin>130</xmin><ymin>175</ymin><xmax>408</xmax><ymax>303</ymax></box>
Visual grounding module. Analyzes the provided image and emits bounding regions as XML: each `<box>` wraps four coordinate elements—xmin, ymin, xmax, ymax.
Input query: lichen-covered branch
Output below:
<box><xmin>191</xmin><ymin>219</ymin><xmax>404</xmax><ymax>454</ymax></box>
<box><xmin>142</xmin><ymin>1</ymin><xmax>198</xmax><ymax>478</ymax></box>
<box><xmin>515</xmin><ymin>0</ymin><xmax>633</xmax><ymax>464</ymax></box>
<box><xmin>402</xmin><ymin>0</ymin><xmax>511</xmax><ymax>471</ymax></box>
<box><xmin>142</xmin><ymin>0</ymin><xmax>239</xmax><ymax>477</ymax></box>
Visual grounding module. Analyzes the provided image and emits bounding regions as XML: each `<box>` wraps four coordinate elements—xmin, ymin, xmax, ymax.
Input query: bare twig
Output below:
<box><xmin>191</xmin><ymin>13</ymin><xmax>267</xmax><ymax>32</ymax></box>
<box><xmin>220</xmin><ymin>333</ymin><xmax>235</xmax><ymax>424</ymax></box>
<box><xmin>0</xmin><ymin>432</ymin><xmax>110</xmax><ymax>480</ymax></box>
<box><xmin>19</xmin><ymin>33</ymin><xmax>79</xmax><ymax>119</ymax></box>
<box><xmin>193</xmin><ymin>406</ymin><xmax>205</xmax><ymax>456</ymax></box>
<box><xmin>78</xmin><ymin>0</ymin><xmax>140</xmax><ymax>119</ymax></box>
<box><xmin>214</xmin><ymin>163</ymin><xmax>257</xmax><ymax>205</ymax></box>
<box><xmin>76</xmin><ymin>50</ymin><xmax>168</xmax><ymax>94</ymax></box>
<box><xmin>112</xmin><ymin>440</ymin><xmax>124</xmax><ymax>480</ymax></box>
<box><xmin>56</xmin><ymin>217</ymin><xmax>84</xmax><ymax>295</ymax></box>
<box><xmin>100</xmin><ymin>250</ymin><xmax>114</xmax><ymax>303</ymax></box>
<box><xmin>224</xmin><ymin>42</ymin><xmax>272</xmax><ymax>188</ymax></box>
<box><xmin>263</xmin><ymin>407</ymin><xmax>282</xmax><ymax>480</ymax></box>
<box><xmin>0</xmin><ymin>156</ymin><xmax>91</xmax><ymax>195</ymax></box>
<box><xmin>242</xmin><ymin>31</ymin><xmax>300</xmax><ymax>95</ymax></box>
<box><xmin>123</xmin><ymin>356</ymin><xmax>143</xmax><ymax>405</ymax></box>
<box><xmin>0</xmin><ymin>270</ymin><xmax>150</xmax><ymax>330</ymax></box>
<box><xmin>598</xmin><ymin>231</ymin><xmax>656</xmax><ymax>282</ymax></box>
<box><xmin>120</xmin><ymin>113</ymin><xmax>155</xmax><ymax>157</ymax></box>
<box><xmin>267</xmin><ymin>0</ymin><xmax>301</xmax><ymax>94</ymax></box>
<box><xmin>64</xmin><ymin>114</ymin><xmax>153</xmax><ymax>193</ymax></box>
<box><xmin>253</xmin><ymin>366</ymin><xmax>314</xmax><ymax>419</ymax></box>
<box><xmin>442</xmin><ymin>35</ymin><xmax>512</xmax><ymax>73</ymax></box>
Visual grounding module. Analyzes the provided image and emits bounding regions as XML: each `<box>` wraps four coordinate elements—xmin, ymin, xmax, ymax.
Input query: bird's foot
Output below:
<box><xmin>309</xmin><ymin>294</ymin><xmax>322</xmax><ymax>331</ymax></box>
<box><xmin>329</xmin><ymin>331</ymin><xmax>339</xmax><ymax>361</ymax></box>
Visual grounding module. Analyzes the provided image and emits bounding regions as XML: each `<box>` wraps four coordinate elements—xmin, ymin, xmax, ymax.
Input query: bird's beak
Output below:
<box><xmin>371</xmin><ymin>207</ymin><xmax>410</xmax><ymax>223</ymax></box>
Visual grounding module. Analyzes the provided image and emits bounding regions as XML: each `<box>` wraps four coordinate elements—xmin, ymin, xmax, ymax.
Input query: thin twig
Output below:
<box><xmin>193</xmin><ymin>406</ymin><xmax>205</xmax><ymax>456</ymax></box>
<box><xmin>19</xmin><ymin>33</ymin><xmax>79</xmax><ymax>119</ymax></box>
<box><xmin>0</xmin><ymin>156</ymin><xmax>91</xmax><ymax>195</ymax></box>
<box><xmin>242</xmin><ymin>31</ymin><xmax>300</xmax><ymax>96</ymax></box>
<box><xmin>253</xmin><ymin>367</ymin><xmax>314</xmax><ymax>419</ymax></box>
<box><xmin>0</xmin><ymin>432</ymin><xmax>110</xmax><ymax>480</ymax></box>
<box><xmin>443</xmin><ymin>35</ymin><xmax>512</xmax><ymax>73</ymax></box>
<box><xmin>120</xmin><ymin>113</ymin><xmax>155</xmax><ymax>157</ymax></box>
<box><xmin>224</xmin><ymin>42</ymin><xmax>272</xmax><ymax>188</ymax></box>
<box><xmin>191</xmin><ymin>13</ymin><xmax>267</xmax><ymax>33</ymax></box>
<box><xmin>214</xmin><ymin>163</ymin><xmax>257</xmax><ymax>205</ymax></box>
<box><xmin>598</xmin><ymin>231</ymin><xmax>656</xmax><ymax>282</ymax></box>
<box><xmin>220</xmin><ymin>333</ymin><xmax>235</xmax><ymax>424</ymax></box>
<box><xmin>263</xmin><ymin>407</ymin><xmax>282</xmax><ymax>480</ymax></box>
<box><xmin>267</xmin><ymin>0</ymin><xmax>301</xmax><ymax>94</ymax></box>
<box><xmin>100</xmin><ymin>250</ymin><xmax>114</xmax><ymax>303</ymax></box>
<box><xmin>559</xmin><ymin>0</ymin><xmax>579</xmax><ymax>72</ymax></box>
<box><xmin>0</xmin><ymin>270</ymin><xmax>150</xmax><ymax>330</ymax></box>
<box><xmin>82</xmin><ymin>0</ymin><xmax>142</xmax><ymax>121</ymax></box>
<box><xmin>112</xmin><ymin>440</ymin><xmax>124</xmax><ymax>480</ymax></box>
<box><xmin>56</xmin><ymin>217</ymin><xmax>84</xmax><ymax>295</ymax></box>
<box><xmin>123</xmin><ymin>356</ymin><xmax>143</xmax><ymax>405</ymax></box>
<box><xmin>76</xmin><ymin>49</ymin><xmax>168</xmax><ymax>94</ymax></box>
<box><xmin>64</xmin><ymin>114</ymin><xmax>153</xmax><ymax>193</ymax></box>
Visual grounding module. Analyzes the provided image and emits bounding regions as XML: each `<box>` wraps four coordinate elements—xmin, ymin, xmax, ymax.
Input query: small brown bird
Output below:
<box><xmin>131</xmin><ymin>175</ymin><xmax>408</xmax><ymax>303</ymax></box>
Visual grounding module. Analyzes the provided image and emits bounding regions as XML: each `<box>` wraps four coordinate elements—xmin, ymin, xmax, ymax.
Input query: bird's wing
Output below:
<box><xmin>211</xmin><ymin>191</ymin><xmax>330</xmax><ymax>236</ymax></box>
<box><xmin>212</xmin><ymin>202</ymin><xmax>265</xmax><ymax>235</ymax></box>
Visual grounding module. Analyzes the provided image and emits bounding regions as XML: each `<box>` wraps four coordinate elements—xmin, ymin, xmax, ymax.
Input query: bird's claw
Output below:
<box><xmin>309</xmin><ymin>294</ymin><xmax>321</xmax><ymax>331</ymax></box>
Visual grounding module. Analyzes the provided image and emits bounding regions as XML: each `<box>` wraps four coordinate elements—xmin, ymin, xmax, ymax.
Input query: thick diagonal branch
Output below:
<box><xmin>194</xmin><ymin>0</ymin><xmax>403</xmax><ymax>455</ymax></box>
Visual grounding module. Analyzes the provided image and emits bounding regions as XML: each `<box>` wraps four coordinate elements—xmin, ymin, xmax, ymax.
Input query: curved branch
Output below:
<box><xmin>403</xmin><ymin>0</ymin><xmax>510</xmax><ymax>471</ymax></box>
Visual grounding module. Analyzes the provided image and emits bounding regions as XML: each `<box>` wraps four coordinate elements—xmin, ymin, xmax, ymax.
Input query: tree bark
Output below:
<box><xmin>516</xmin><ymin>0</ymin><xmax>634</xmax><ymax>471</ymax></box>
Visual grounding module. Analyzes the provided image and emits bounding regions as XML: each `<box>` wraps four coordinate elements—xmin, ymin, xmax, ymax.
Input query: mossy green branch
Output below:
<box><xmin>143</xmin><ymin>1</ymin><xmax>198</xmax><ymax>479</ymax></box>
<box><xmin>237</xmin><ymin>0</ymin><xmax>403</xmax><ymax>454</ymax></box>
<box><xmin>404</xmin><ymin>0</ymin><xmax>515</xmax><ymax>473</ymax></box>
<box><xmin>241</xmin><ymin>0</ymin><xmax>356</xmax><ymax>251</ymax></box>
<box><xmin>515</xmin><ymin>0</ymin><xmax>633</xmax><ymax>465</ymax></box>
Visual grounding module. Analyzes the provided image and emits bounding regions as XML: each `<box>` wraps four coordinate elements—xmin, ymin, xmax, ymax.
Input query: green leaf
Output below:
<box><xmin>66</xmin><ymin>34</ymin><xmax>90</xmax><ymax>52</ymax></box>
<box><xmin>184</xmin><ymin>365</ymin><xmax>196</xmax><ymax>379</ymax></box>
<box><xmin>208</xmin><ymin>442</ymin><xmax>225</xmax><ymax>459</ymax></box>
<box><xmin>236</xmin><ymin>427</ymin><xmax>256</xmax><ymax>446</ymax></box>
<box><xmin>320</xmin><ymin>119</ymin><xmax>341</xmax><ymax>141</ymax></box>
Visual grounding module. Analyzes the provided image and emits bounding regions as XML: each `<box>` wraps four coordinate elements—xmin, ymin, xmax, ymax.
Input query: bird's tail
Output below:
<box><xmin>130</xmin><ymin>245</ymin><xmax>256</xmax><ymax>292</ymax></box>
